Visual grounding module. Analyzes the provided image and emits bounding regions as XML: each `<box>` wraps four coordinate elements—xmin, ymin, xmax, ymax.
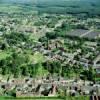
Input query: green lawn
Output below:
<box><xmin>32</xmin><ymin>52</ymin><xmax>45</xmax><ymax>63</ymax></box>
<box><xmin>0</xmin><ymin>96</ymin><xmax>89</xmax><ymax>100</ymax></box>
<box><xmin>65</xmin><ymin>96</ymin><xmax>89</xmax><ymax>100</ymax></box>
<box><xmin>95</xmin><ymin>78</ymin><xmax>100</xmax><ymax>81</ymax></box>
<box><xmin>0</xmin><ymin>96</ymin><xmax>63</xmax><ymax>100</ymax></box>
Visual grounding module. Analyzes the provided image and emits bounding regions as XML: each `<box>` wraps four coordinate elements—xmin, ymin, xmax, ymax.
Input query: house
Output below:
<box><xmin>95</xmin><ymin>67</ymin><xmax>100</xmax><ymax>78</ymax></box>
<box><xmin>1</xmin><ymin>83</ymin><xmax>13</xmax><ymax>90</ymax></box>
<box><xmin>11</xmin><ymin>79</ymin><xmax>25</xmax><ymax>85</ymax></box>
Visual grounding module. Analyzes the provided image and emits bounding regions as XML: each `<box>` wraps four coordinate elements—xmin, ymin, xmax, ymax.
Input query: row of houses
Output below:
<box><xmin>0</xmin><ymin>76</ymin><xmax>100</xmax><ymax>97</ymax></box>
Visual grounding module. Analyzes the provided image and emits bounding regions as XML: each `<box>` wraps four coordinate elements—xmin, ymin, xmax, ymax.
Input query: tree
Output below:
<box><xmin>1</xmin><ymin>43</ymin><xmax>7</xmax><ymax>50</ymax></box>
<box><xmin>80</xmin><ymin>66</ymin><xmax>96</xmax><ymax>81</ymax></box>
<box><xmin>21</xmin><ymin>65</ymin><xmax>29</xmax><ymax>76</ymax></box>
<box><xmin>88</xmin><ymin>66</ymin><xmax>96</xmax><ymax>81</ymax></box>
<box><xmin>46</xmin><ymin>32</ymin><xmax>57</xmax><ymax>39</ymax></box>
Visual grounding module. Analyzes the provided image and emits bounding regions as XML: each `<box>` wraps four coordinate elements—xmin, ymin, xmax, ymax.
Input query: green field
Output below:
<box><xmin>0</xmin><ymin>96</ymin><xmax>89</xmax><ymax>100</ymax></box>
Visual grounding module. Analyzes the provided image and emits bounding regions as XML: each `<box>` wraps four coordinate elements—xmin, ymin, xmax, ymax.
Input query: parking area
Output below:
<box><xmin>66</xmin><ymin>29</ymin><xmax>100</xmax><ymax>39</ymax></box>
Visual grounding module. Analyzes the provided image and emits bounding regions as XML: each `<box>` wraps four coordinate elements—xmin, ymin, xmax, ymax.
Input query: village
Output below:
<box><xmin>0</xmin><ymin>75</ymin><xmax>100</xmax><ymax>97</ymax></box>
<box><xmin>0</xmin><ymin>34</ymin><xmax>100</xmax><ymax>97</ymax></box>
<box><xmin>0</xmin><ymin>12</ymin><xmax>100</xmax><ymax>98</ymax></box>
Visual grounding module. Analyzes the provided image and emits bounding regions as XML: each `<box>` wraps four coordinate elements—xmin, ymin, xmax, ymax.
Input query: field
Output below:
<box><xmin>0</xmin><ymin>96</ymin><xmax>89</xmax><ymax>100</ymax></box>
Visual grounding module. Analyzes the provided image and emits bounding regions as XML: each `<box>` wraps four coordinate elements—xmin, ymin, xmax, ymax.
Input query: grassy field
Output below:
<box><xmin>95</xmin><ymin>78</ymin><xmax>100</xmax><ymax>81</ymax></box>
<box><xmin>0</xmin><ymin>96</ymin><xmax>89</xmax><ymax>100</ymax></box>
